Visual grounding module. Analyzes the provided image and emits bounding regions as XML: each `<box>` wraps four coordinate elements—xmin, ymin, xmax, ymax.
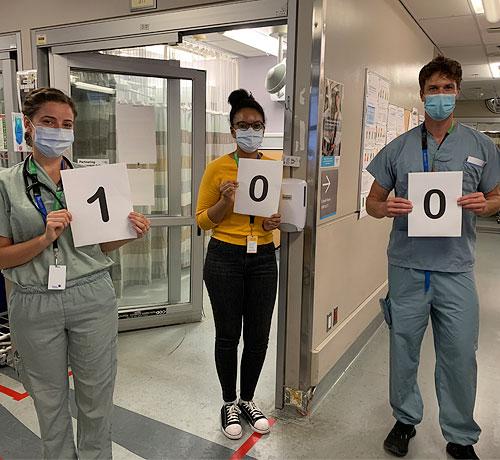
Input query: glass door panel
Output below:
<box><xmin>51</xmin><ymin>52</ymin><xmax>205</xmax><ymax>329</ymax></box>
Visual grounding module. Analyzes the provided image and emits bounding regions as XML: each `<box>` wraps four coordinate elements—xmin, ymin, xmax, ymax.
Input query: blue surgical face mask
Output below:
<box><xmin>29</xmin><ymin>120</ymin><xmax>74</xmax><ymax>158</ymax></box>
<box><xmin>235</xmin><ymin>128</ymin><xmax>264</xmax><ymax>154</ymax></box>
<box><xmin>424</xmin><ymin>94</ymin><xmax>456</xmax><ymax>121</ymax></box>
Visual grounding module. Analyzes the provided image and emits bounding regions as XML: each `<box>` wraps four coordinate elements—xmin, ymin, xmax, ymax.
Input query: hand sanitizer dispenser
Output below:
<box><xmin>279</xmin><ymin>178</ymin><xmax>307</xmax><ymax>232</ymax></box>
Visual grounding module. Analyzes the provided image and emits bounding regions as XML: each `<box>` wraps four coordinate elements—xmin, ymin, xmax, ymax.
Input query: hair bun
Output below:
<box><xmin>228</xmin><ymin>88</ymin><xmax>254</xmax><ymax>107</ymax></box>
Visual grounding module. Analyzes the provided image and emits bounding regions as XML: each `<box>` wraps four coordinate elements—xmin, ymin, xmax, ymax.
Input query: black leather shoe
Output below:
<box><xmin>383</xmin><ymin>421</ymin><xmax>416</xmax><ymax>457</ymax></box>
<box><xmin>446</xmin><ymin>443</ymin><xmax>479</xmax><ymax>460</ymax></box>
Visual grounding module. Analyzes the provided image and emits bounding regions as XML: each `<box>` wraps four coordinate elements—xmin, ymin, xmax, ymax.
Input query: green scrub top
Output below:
<box><xmin>367</xmin><ymin>122</ymin><xmax>500</xmax><ymax>273</ymax></box>
<box><xmin>0</xmin><ymin>158</ymin><xmax>114</xmax><ymax>288</ymax></box>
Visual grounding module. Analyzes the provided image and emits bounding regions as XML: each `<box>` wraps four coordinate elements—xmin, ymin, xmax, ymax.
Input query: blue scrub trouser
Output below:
<box><xmin>383</xmin><ymin>265</ymin><xmax>481</xmax><ymax>445</ymax></box>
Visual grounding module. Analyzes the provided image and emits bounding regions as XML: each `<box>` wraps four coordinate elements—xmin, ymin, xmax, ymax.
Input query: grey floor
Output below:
<box><xmin>1</xmin><ymin>232</ymin><xmax>499</xmax><ymax>459</ymax></box>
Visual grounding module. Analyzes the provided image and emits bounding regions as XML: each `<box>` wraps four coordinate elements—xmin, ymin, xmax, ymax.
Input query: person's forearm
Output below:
<box><xmin>366</xmin><ymin>197</ymin><xmax>387</xmax><ymax>219</ymax></box>
<box><xmin>100</xmin><ymin>239</ymin><xmax>134</xmax><ymax>254</ymax></box>
<box><xmin>0</xmin><ymin>235</ymin><xmax>51</xmax><ymax>270</ymax></box>
<box><xmin>207</xmin><ymin>198</ymin><xmax>232</xmax><ymax>225</ymax></box>
<box><xmin>478</xmin><ymin>195</ymin><xmax>500</xmax><ymax>217</ymax></box>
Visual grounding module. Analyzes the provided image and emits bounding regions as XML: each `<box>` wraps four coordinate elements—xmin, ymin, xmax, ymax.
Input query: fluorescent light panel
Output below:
<box><xmin>223</xmin><ymin>29</ymin><xmax>279</xmax><ymax>56</ymax></box>
<box><xmin>73</xmin><ymin>81</ymin><xmax>116</xmax><ymax>95</ymax></box>
<box><xmin>471</xmin><ymin>0</ymin><xmax>485</xmax><ymax>14</ymax></box>
<box><xmin>489</xmin><ymin>61</ymin><xmax>500</xmax><ymax>78</ymax></box>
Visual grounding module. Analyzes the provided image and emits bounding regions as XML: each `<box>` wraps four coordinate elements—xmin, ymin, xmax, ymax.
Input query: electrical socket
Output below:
<box><xmin>327</xmin><ymin>307</ymin><xmax>339</xmax><ymax>333</ymax></box>
<box><xmin>326</xmin><ymin>312</ymin><xmax>333</xmax><ymax>332</ymax></box>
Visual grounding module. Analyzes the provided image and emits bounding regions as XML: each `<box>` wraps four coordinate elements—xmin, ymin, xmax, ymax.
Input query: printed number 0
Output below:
<box><xmin>87</xmin><ymin>186</ymin><xmax>110</xmax><ymax>222</ymax></box>
<box><xmin>249</xmin><ymin>175</ymin><xmax>269</xmax><ymax>203</ymax></box>
<box><xmin>424</xmin><ymin>189</ymin><xmax>446</xmax><ymax>220</ymax></box>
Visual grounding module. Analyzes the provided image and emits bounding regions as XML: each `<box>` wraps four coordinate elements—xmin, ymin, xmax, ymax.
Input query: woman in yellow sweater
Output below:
<box><xmin>196</xmin><ymin>89</ymin><xmax>280</xmax><ymax>440</ymax></box>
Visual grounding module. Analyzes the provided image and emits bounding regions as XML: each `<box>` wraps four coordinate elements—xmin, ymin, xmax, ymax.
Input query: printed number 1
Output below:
<box><xmin>87</xmin><ymin>186</ymin><xmax>110</xmax><ymax>222</ymax></box>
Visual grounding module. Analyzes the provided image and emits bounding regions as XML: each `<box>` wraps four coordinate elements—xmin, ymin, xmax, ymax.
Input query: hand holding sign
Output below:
<box><xmin>233</xmin><ymin>159</ymin><xmax>283</xmax><ymax>217</ymax></box>
<box><xmin>458</xmin><ymin>192</ymin><xmax>487</xmax><ymax>215</ymax></box>
<box><xmin>408</xmin><ymin>171</ymin><xmax>463</xmax><ymax>237</ymax></box>
<box><xmin>61</xmin><ymin>163</ymin><xmax>136</xmax><ymax>247</ymax></box>
<box><xmin>220</xmin><ymin>180</ymin><xmax>239</xmax><ymax>205</ymax></box>
<box><xmin>385</xmin><ymin>197</ymin><xmax>413</xmax><ymax>217</ymax></box>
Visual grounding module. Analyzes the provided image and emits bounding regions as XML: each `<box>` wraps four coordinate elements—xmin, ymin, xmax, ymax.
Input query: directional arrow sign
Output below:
<box><xmin>320</xmin><ymin>169</ymin><xmax>338</xmax><ymax>220</ymax></box>
<box><xmin>323</xmin><ymin>174</ymin><xmax>331</xmax><ymax>194</ymax></box>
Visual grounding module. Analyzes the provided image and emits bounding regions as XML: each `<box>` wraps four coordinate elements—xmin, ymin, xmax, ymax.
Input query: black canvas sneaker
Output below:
<box><xmin>383</xmin><ymin>421</ymin><xmax>416</xmax><ymax>457</ymax></box>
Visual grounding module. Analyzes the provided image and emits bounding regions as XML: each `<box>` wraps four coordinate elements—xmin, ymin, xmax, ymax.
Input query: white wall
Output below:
<box><xmin>311</xmin><ymin>0</ymin><xmax>435</xmax><ymax>384</ymax></box>
<box><xmin>239</xmin><ymin>55</ymin><xmax>285</xmax><ymax>134</ymax></box>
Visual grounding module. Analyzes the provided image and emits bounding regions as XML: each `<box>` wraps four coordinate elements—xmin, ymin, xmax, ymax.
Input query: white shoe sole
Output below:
<box><xmin>248</xmin><ymin>424</ymin><xmax>270</xmax><ymax>435</ymax></box>
<box><xmin>221</xmin><ymin>425</ymin><xmax>243</xmax><ymax>440</ymax></box>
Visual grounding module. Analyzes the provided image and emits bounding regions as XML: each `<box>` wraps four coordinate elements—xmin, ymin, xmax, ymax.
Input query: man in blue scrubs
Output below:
<box><xmin>367</xmin><ymin>56</ymin><xmax>500</xmax><ymax>460</ymax></box>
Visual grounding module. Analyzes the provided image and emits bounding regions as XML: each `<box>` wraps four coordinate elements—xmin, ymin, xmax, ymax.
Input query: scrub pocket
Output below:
<box><xmin>463</xmin><ymin>161</ymin><xmax>482</xmax><ymax>194</ymax></box>
<box><xmin>380</xmin><ymin>295</ymin><xmax>392</xmax><ymax>328</ymax></box>
<box><xmin>12</xmin><ymin>350</ymin><xmax>32</xmax><ymax>393</ymax></box>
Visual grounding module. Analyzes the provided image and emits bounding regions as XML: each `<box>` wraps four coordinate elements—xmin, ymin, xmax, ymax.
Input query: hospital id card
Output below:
<box><xmin>247</xmin><ymin>235</ymin><xmax>258</xmax><ymax>254</ymax></box>
<box><xmin>48</xmin><ymin>265</ymin><xmax>67</xmax><ymax>290</ymax></box>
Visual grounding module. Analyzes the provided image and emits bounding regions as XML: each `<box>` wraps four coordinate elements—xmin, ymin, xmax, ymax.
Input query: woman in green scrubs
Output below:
<box><xmin>0</xmin><ymin>87</ymin><xmax>151</xmax><ymax>459</ymax></box>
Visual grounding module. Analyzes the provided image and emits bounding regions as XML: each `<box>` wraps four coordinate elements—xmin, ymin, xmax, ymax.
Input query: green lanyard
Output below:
<box><xmin>28</xmin><ymin>158</ymin><xmax>65</xmax><ymax>213</ymax></box>
<box><xmin>233</xmin><ymin>151</ymin><xmax>262</xmax><ymax>167</ymax></box>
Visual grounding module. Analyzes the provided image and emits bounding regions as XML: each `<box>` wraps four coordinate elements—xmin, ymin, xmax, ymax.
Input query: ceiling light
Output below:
<box><xmin>72</xmin><ymin>81</ymin><xmax>116</xmax><ymax>95</ymax></box>
<box><xmin>483</xmin><ymin>0</ymin><xmax>500</xmax><ymax>22</ymax></box>
<box><xmin>223</xmin><ymin>29</ymin><xmax>279</xmax><ymax>56</ymax></box>
<box><xmin>471</xmin><ymin>0</ymin><xmax>485</xmax><ymax>14</ymax></box>
<box><xmin>489</xmin><ymin>61</ymin><xmax>500</xmax><ymax>77</ymax></box>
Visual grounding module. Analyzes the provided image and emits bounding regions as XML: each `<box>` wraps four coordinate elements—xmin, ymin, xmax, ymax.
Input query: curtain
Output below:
<box><xmin>72</xmin><ymin>43</ymin><xmax>238</xmax><ymax>303</ymax></box>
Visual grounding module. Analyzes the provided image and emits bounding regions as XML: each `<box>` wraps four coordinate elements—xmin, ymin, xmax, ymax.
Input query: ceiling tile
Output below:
<box><xmin>401</xmin><ymin>0</ymin><xmax>471</xmax><ymax>19</ymax></box>
<box><xmin>440</xmin><ymin>45</ymin><xmax>487</xmax><ymax>64</ymax></box>
<box><xmin>480</xmin><ymin>29</ymin><xmax>500</xmax><ymax>45</ymax></box>
<box><xmin>486</xmin><ymin>43</ymin><xmax>500</xmax><ymax>55</ymax></box>
<box><xmin>421</xmin><ymin>16</ymin><xmax>482</xmax><ymax>46</ymax></box>
<box><xmin>461</xmin><ymin>63</ymin><xmax>492</xmax><ymax>79</ymax></box>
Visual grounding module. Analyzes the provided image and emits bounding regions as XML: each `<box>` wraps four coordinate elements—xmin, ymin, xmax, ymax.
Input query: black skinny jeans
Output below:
<box><xmin>204</xmin><ymin>238</ymin><xmax>278</xmax><ymax>403</ymax></box>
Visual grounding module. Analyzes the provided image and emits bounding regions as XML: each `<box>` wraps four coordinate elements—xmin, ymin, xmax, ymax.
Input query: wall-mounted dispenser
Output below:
<box><xmin>279</xmin><ymin>178</ymin><xmax>307</xmax><ymax>232</ymax></box>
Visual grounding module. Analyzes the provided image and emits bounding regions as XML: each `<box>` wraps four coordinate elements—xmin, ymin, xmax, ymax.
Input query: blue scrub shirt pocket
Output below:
<box><xmin>380</xmin><ymin>295</ymin><xmax>392</xmax><ymax>328</ymax></box>
<box><xmin>463</xmin><ymin>161</ymin><xmax>482</xmax><ymax>194</ymax></box>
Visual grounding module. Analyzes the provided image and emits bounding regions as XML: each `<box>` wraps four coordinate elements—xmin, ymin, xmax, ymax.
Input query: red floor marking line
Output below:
<box><xmin>230</xmin><ymin>418</ymin><xmax>277</xmax><ymax>460</ymax></box>
<box><xmin>0</xmin><ymin>383</ymin><xmax>29</xmax><ymax>401</ymax></box>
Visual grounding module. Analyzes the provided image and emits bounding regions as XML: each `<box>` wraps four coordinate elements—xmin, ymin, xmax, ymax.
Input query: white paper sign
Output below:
<box><xmin>128</xmin><ymin>169</ymin><xmax>155</xmax><ymax>206</ymax></box>
<box><xmin>408</xmin><ymin>171</ymin><xmax>463</xmax><ymax>237</ymax></box>
<box><xmin>234</xmin><ymin>159</ymin><xmax>283</xmax><ymax>218</ymax></box>
<box><xmin>116</xmin><ymin>104</ymin><xmax>157</xmax><ymax>164</ymax></box>
<box><xmin>61</xmin><ymin>163</ymin><xmax>136</xmax><ymax>247</ymax></box>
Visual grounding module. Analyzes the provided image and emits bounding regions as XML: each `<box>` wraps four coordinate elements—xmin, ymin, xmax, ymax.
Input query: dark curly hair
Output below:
<box><xmin>419</xmin><ymin>56</ymin><xmax>462</xmax><ymax>92</ymax></box>
<box><xmin>22</xmin><ymin>87</ymin><xmax>77</xmax><ymax>146</ymax></box>
<box><xmin>228</xmin><ymin>89</ymin><xmax>266</xmax><ymax>126</ymax></box>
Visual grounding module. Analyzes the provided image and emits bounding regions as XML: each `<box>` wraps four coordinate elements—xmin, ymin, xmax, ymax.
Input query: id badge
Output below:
<box><xmin>48</xmin><ymin>265</ymin><xmax>67</xmax><ymax>290</ymax></box>
<box><xmin>247</xmin><ymin>235</ymin><xmax>258</xmax><ymax>254</ymax></box>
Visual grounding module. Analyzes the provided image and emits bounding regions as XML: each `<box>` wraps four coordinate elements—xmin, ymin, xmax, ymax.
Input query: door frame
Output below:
<box><xmin>31</xmin><ymin>0</ymin><xmax>311</xmax><ymax>411</ymax></box>
<box><xmin>0</xmin><ymin>32</ymin><xmax>23</xmax><ymax>167</ymax></box>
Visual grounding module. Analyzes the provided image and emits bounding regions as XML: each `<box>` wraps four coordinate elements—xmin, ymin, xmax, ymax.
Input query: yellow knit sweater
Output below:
<box><xmin>196</xmin><ymin>153</ymin><xmax>274</xmax><ymax>246</ymax></box>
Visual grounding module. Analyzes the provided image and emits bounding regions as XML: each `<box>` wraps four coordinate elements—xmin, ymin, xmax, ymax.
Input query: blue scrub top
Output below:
<box><xmin>367</xmin><ymin>122</ymin><xmax>500</xmax><ymax>273</ymax></box>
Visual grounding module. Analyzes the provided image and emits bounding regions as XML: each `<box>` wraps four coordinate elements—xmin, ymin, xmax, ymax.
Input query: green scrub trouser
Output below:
<box><xmin>383</xmin><ymin>265</ymin><xmax>481</xmax><ymax>445</ymax></box>
<box><xmin>8</xmin><ymin>271</ymin><xmax>118</xmax><ymax>460</ymax></box>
